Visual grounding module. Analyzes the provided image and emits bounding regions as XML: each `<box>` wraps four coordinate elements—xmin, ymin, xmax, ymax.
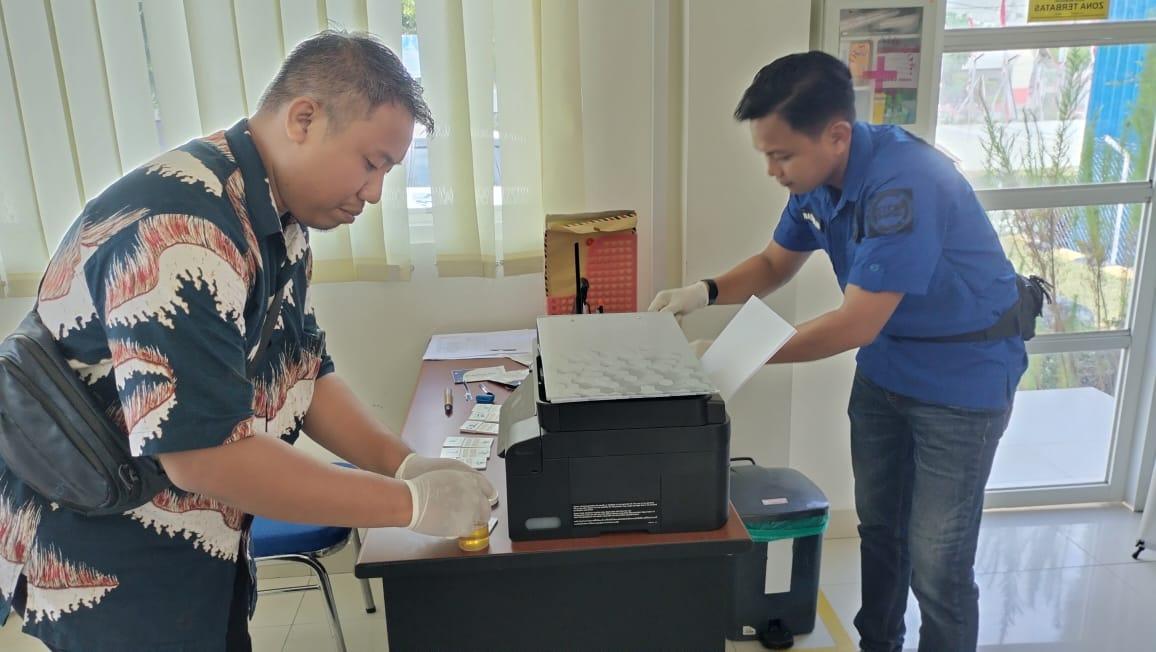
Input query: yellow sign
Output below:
<box><xmin>1028</xmin><ymin>1</ymin><xmax>1110</xmax><ymax>22</ymax></box>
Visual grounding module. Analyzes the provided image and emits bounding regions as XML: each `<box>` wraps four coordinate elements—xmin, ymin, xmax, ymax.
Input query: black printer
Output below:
<box><xmin>498</xmin><ymin>313</ymin><xmax>731</xmax><ymax>541</ymax></box>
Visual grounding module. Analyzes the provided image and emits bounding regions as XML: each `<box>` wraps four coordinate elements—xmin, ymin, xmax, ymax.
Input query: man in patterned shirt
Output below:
<box><xmin>0</xmin><ymin>31</ymin><xmax>493</xmax><ymax>651</ymax></box>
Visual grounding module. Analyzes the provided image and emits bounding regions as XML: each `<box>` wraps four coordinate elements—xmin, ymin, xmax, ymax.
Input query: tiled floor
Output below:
<box><xmin>0</xmin><ymin>504</ymin><xmax>1151</xmax><ymax>651</ymax></box>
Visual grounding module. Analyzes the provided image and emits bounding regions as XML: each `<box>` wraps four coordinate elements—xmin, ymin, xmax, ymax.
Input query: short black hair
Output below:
<box><xmin>733</xmin><ymin>51</ymin><xmax>855</xmax><ymax>136</ymax></box>
<box><xmin>259</xmin><ymin>30</ymin><xmax>434</xmax><ymax>134</ymax></box>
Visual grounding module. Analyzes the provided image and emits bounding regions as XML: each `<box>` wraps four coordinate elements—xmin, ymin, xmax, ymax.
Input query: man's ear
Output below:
<box><xmin>284</xmin><ymin>97</ymin><xmax>320</xmax><ymax>145</ymax></box>
<box><xmin>828</xmin><ymin>120</ymin><xmax>853</xmax><ymax>151</ymax></box>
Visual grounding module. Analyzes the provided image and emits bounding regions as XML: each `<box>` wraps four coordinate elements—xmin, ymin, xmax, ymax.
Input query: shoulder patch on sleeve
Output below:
<box><xmin>865</xmin><ymin>188</ymin><xmax>914</xmax><ymax>238</ymax></box>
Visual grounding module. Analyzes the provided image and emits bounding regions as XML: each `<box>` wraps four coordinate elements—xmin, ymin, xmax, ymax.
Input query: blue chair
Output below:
<box><xmin>251</xmin><ymin>462</ymin><xmax>377</xmax><ymax>652</ymax></box>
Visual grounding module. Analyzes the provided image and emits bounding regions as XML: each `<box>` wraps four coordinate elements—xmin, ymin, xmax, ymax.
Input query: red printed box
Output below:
<box><xmin>545</xmin><ymin>210</ymin><xmax>637</xmax><ymax>315</ymax></box>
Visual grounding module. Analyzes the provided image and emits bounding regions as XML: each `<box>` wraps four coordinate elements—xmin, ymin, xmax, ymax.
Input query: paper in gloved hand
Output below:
<box><xmin>699</xmin><ymin>296</ymin><xmax>796</xmax><ymax>401</ymax></box>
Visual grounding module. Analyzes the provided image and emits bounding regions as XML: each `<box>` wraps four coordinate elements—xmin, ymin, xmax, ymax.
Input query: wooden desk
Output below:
<box><xmin>356</xmin><ymin>358</ymin><xmax>751</xmax><ymax>651</ymax></box>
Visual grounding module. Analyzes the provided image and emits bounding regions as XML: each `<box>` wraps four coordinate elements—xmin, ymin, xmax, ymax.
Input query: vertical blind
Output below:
<box><xmin>0</xmin><ymin>0</ymin><xmax>587</xmax><ymax>297</ymax></box>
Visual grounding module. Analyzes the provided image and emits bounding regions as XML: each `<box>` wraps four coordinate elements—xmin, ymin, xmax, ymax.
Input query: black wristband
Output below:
<box><xmin>702</xmin><ymin>279</ymin><xmax>719</xmax><ymax>305</ymax></box>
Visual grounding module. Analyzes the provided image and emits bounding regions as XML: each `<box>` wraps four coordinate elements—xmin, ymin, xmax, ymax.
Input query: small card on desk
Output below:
<box><xmin>462</xmin><ymin>450</ymin><xmax>488</xmax><ymax>469</ymax></box>
<box><xmin>468</xmin><ymin>404</ymin><xmax>502</xmax><ymax>423</ymax></box>
<box><xmin>441</xmin><ymin>436</ymin><xmax>494</xmax><ymax>469</ymax></box>
<box><xmin>443</xmin><ymin>436</ymin><xmax>494</xmax><ymax>453</ymax></box>
<box><xmin>440</xmin><ymin>447</ymin><xmax>487</xmax><ymax>470</ymax></box>
<box><xmin>460</xmin><ymin>420</ymin><xmax>500</xmax><ymax>436</ymax></box>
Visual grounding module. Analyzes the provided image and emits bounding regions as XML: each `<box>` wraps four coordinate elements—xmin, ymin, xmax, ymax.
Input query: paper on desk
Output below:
<box><xmin>462</xmin><ymin>367</ymin><xmax>530</xmax><ymax>386</ymax></box>
<box><xmin>422</xmin><ymin>329</ymin><xmax>536</xmax><ymax>361</ymax></box>
<box><xmin>699</xmin><ymin>297</ymin><xmax>796</xmax><ymax>402</ymax></box>
<box><xmin>459</xmin><ymin>366</ymin><xmax>506</xmax><ymax>382</ymax></box>
<box><xmin>505</xmin><ymin>353</ymin><xmax>535</xmax><ymax>368</ymax></box>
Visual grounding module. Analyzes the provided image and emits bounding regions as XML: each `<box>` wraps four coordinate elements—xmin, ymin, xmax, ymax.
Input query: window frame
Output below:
<box><xmin>926</xmin><ymin>15</ymin><xmax>1156</xmax><ymax>507</ymax></box>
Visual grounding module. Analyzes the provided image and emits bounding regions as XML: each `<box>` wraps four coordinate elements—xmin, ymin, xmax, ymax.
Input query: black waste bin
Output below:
<box><xmin>726</xmin><ymin>459</ymin><xmax>829</xmax><ymax>649</ymax></box>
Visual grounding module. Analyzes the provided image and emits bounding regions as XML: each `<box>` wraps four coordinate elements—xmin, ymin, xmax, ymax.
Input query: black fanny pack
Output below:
<box><xmin>894</xmin><ymin>274</ymin><xmax>1053</xmax><ymax>344</ymax></box>
<box><xmin>0</xmin><ymin>273</ymin><xmax>288</xmax><ymax>516</ymax></box>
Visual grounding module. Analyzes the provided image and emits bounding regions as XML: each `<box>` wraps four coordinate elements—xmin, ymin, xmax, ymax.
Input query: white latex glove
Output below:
<box><xmin>689</xmin><ymin>339</ymin><xmax>713</xmax><ymax>359</ymax></box>
<box><xmin>404</xmin><ymin>469</ymin><xmax>493</xmax><ymax>537</ymax></box>
<box><xmin>395</xmin><ymin>453</ymin><xmax>498</xmax><ymax>504</ymax></box>
<box><xmin>648</xmin><ymin>281</ymin><xmax>710</xmax><ymax>319</ymax></box>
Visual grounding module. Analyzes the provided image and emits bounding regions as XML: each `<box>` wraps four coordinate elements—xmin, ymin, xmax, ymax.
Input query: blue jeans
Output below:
<box><xmin>849</xmin><ymin>371</ymin><xmax>1012</xmax><ymax>652</ymax></box>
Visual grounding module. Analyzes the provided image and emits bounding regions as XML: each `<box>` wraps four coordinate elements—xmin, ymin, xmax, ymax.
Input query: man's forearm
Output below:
<box><xmin>303</xmin><ymin>374</ymin><xmax>412</xmax><ymax>477</ymax></box>
<box><xmin>714</xmin><ymin>243</ymin><xmax>810</xmax><ymax>305</ymax></box>
<box><xmin>713</xmin><ymin>254</ymin><xmax>778</xmax><ymax>304</ymax></box>
<box><xmin>157</xmin><ymin>435</ymin><xmax>413</xmax><ymax>528</ymax></box>
<box><xmin>770</xmin><ymin>309</ymin><xmax>865</xmax><ymax>364</ymax></box>
<box><xmin>769</xmin><ymin>287</ymin><xmax>903</xmax><ymax>364</ymax></box>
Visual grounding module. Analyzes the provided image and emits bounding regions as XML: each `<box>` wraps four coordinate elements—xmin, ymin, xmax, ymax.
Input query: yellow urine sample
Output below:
<box><xmin>458</xmin><ymin>523</ymin><xmax>490</xmax><ymax>552</ymax></box>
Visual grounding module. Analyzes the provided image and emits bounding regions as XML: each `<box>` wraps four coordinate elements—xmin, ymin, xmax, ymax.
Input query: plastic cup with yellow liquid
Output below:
<box><xmin>458</xmin><ymin>521</ymin><xmax>490</xmax><ymax>552</ymax></box>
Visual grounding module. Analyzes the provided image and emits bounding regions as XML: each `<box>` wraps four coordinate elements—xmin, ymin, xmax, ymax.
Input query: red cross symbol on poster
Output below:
<box><xmin>861</xmin><ymin>55</ymin><xmax>898</xmax><ymax>92</ymax></box>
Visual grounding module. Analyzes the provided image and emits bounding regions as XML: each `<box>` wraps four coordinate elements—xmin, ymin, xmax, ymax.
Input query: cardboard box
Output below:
<box><xmin>544</xmin><ymin>210</ymin><xmax>637</xmax><ymax>315</ymax></box>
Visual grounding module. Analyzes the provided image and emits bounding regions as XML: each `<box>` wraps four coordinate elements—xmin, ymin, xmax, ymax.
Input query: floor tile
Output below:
<box><xmin>250</xmin><ymin>625</ymin><xmax>290</xmax><ymax>652</ymax></box>
<box><xmin>293</xmin><ymin>572</ymin><xmax>384</xmax><ymax>625</ymax></box>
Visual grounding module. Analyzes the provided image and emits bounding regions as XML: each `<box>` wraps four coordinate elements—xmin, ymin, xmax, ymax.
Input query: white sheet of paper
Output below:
<box><xmin>699</xmin><ymin>297</ymin><xmax>796</xmax><ymax>401</ymax></box>
<box><xmin>506</xmin><ymin>353</ymin><xmax>535</xmax><ymax>368</ymax></box>
<box><xmin>422</xmin><ymin>329</ymin><xmax>537</xmax><ymax>360</ymax></box>
<box><xmin>764</xmin><ymin>539</ymin><xmax>794</xmax><ymax>595</ymax></box>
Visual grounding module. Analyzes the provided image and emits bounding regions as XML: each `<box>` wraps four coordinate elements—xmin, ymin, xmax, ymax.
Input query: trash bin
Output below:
<box><xmin>726</xmin><ymin>458</ymin><xmax>829</xmax><ymax>649</ymax></box>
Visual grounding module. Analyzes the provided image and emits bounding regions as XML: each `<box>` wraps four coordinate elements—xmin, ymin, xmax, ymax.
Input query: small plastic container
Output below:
<box><xmin>458</xmin><ymin>522</ymin><xmax>490</xmax><ymax>551</ymax></box>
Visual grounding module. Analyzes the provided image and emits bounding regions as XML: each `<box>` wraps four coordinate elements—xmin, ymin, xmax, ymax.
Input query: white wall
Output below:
<box><xmin>679</xmin><ymin>0</ymin><xmax>814</xmax><ymax>476</ymax></box>
<box><xmin>0</xmin><ymin>297</ymin><xmax>34</xmax><ymax>335</ymax></box>
<box><xmin>790</xmin><ymin>256</ymin><xmax>857</xmax><ymax>514</ymax></box>
<box><xmin>578</xmin><ymin>0</ymin><xmax>658</xmax><ymax>304</ymax></box>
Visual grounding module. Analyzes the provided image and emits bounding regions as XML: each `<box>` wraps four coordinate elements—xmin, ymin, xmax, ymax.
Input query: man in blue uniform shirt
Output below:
<box><xmin>650</xmin><ymin>52</ymin><xmax>1027</xmax><ymax>652</ymax></box>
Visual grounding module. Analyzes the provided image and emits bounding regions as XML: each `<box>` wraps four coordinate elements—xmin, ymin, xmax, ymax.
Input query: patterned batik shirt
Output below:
<box><xmin>0</xmin><ymin>119</ymin><xmax>334</xmax><ymax>651</ymax></box>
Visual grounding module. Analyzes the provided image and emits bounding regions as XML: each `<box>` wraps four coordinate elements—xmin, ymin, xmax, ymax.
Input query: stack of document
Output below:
<box><xmin>423</xmin><ymin>329</ymin><xmax>536</xmax><ymax>361</ymax></box>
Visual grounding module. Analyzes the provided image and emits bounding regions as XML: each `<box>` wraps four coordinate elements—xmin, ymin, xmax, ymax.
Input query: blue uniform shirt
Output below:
<box><xmin>773</xmin><ymin>122</ymin><xmax>1027</xmax><ymax>410</ymax></box>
